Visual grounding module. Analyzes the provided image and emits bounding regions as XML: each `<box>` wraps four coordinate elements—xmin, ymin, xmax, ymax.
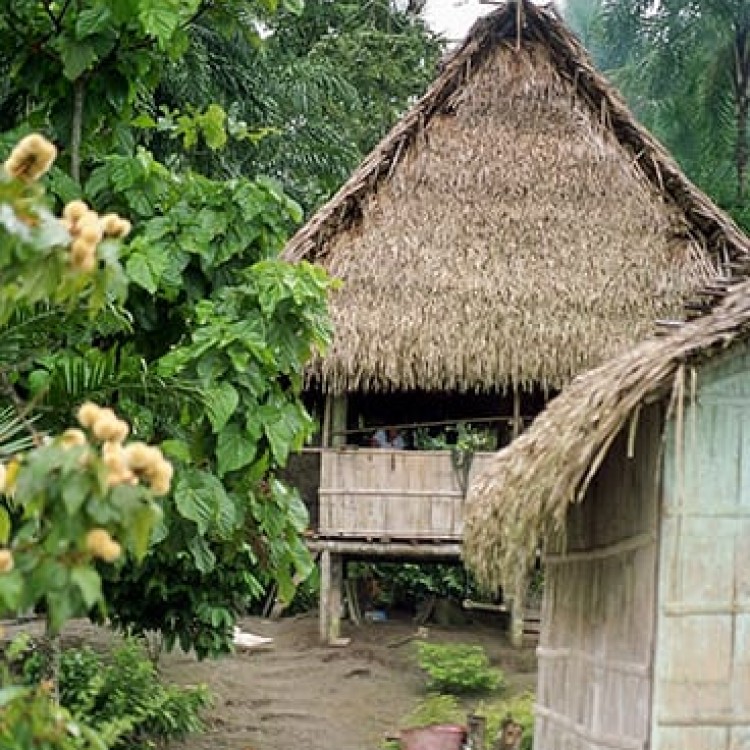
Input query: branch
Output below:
<box><xmin>0</xmin><ymin>372</ymin><xmax>43</xmax><ymax>446</ymax></box>
<box><xmin>41</xmin><ymin>0</ymin><xmax>60</xmax><ymax>33</ymax></box>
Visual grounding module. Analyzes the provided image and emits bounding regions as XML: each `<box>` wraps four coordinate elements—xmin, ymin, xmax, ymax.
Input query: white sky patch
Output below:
<box><xmin>423</xmin><ymin>0</ymin><xmax>563</xmax><ymax>41</ymax></box>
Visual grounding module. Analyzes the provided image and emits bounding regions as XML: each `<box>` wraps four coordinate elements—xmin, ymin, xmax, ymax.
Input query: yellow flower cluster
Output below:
<box><xmin>3</xmin><ymin>133</ymin><xmax>57</xmax><ymax>182</ymax></box>
<box><xmin>85</xmin><ymin>528</ymin><xmax>121</xmax><ymax>563</ymax></box>
<box><xmin>0</xmin><ymin>548</ymin><xmax>13</xmax><ymax>572</ymax></box>
<box><xmin>61</xmin><ymin>200</ymin><xmax>131</xmax><ymax>272</ymax></box>
<box><xmin>75</xmin><ymin>401</ymin><xmax>173</xmax><ymax>495</ymax></box>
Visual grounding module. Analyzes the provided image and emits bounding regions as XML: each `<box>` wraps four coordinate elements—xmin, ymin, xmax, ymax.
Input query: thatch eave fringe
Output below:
<box><xmin>462</xmin><ymin>278</ymin><xmax>750</xmax><ymax>593</ymax></box>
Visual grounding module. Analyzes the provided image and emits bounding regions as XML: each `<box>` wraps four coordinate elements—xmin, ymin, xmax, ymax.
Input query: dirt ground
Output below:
<box><xmin>166</xmin><ymin>612</ymin><xmax>537</xmax><ymax>750</ymax></box>
<box><xmin>3</xmin><ymin>612</ymin><xmax>537</xmax><ymax>750</ymax></box>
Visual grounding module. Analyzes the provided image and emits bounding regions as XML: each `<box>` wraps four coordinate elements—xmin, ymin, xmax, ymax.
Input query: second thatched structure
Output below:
<box><xmin>283</xmin><ymin>0</ymin><xmax>749</xmax><ymax>397</ymax></box>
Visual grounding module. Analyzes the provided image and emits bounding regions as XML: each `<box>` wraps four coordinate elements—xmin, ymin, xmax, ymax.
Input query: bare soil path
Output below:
<box><xmin>164</xmin><ymin>613</ymin><xmax>537</xmax><ymax>750</ymax></box>
<box><xmin>2</xmin><ymin>612</ymin><xmax>537</xmax><ymax>750</ymax></box>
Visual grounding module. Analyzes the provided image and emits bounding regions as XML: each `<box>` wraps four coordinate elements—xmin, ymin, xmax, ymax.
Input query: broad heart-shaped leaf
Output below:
<box><xmin>217</xmin><ymin>422</ymin><xmax>256</xmax><ymax>476</ymax></box>
<box><xmin>126</xmin><ymin>244</ymin><xmax>170</xmax><ymax>294</ymax></box>
<box><xmin>138</xmin><ymin>1</ymin><xmax>190</xmax><ymax>45</ymax></box>
<box><xmin>174</xmin><ymin>468</ymin><xmax>229</xmax><ymax>534</ymax></box>
<box><xmin>126</xmin><ymin>252</ymin><xmax>156</xmax><ymax>293</ymax></box>
<box><xmin>71</xmin><ymin>566</ymin><xmax>102</xmax><ymax>609</ymax></box>
<box><xmin>206</xmin><ymin>382</ymin><xmax>239</xmax><ymax>433</ymax></box>
<box><xmin>76</xmin><ymin>6</ymin><xmax>112</xmax><ymax>38</ymax></box>
<box><xmin>59</xmin><ymin>39</ymin><xmax>98</xmax><ymax>80</ymax></box>
<box><xmin>0</xmin><ymin>569</ymin><xmax>23</xmax><ymax>613</ymax></box>
<box><xmin>187</xmin><ymin>535</ymin><xmax>215</xmax><ymax>574</ymax></box>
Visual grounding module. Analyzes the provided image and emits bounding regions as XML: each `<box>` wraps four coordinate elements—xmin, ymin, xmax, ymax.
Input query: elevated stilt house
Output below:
<box><xmin>281</xmin><ymin>0</ymin><xmax>750</xmax><ymax>643</ymax></box>
<box><xmin>464</xmin><ymin>276</ymin><xmax>750</xmax><ymax>750</ymax></box>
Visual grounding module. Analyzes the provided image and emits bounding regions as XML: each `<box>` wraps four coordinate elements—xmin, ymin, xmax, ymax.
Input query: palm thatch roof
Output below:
<box><xmin>282</xmin><ymin>0</ymin><xmax>750</xmax><ymax>394</ymax></box>
<box><xmin>463</xmin><ymin>276</ymin><xmax>750</xmax><ymax>594</ymax></box>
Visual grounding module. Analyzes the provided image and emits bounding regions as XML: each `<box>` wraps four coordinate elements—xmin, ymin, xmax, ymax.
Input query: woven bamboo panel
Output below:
<box><xmin>535</xmin><ymin>405</ymin><xmax>662</xmax><ymax>750</ymax></box>
<box><xmin>653</xmin><ymin>349</ymin><xmax>750</xmax><ymax>750</ymax></box>
<box><xmin>318</xmin><ymin>449</ymin><xmax>494</xmax><ymax>540</ymax></box>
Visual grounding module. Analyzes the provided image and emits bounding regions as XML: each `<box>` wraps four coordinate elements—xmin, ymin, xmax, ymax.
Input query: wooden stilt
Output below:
<box><xmin>509</xmin><ymin>598</ymin><xmax>524</xmax><ymax>648</ymax></box>
<box><xmin>319</xmin><ymin>549</ymin><xmax>345</xmax><ymax>644</ymax></box>
<box><xmin>512</xmin><ymin>388</ymin><xmax>522</xmax><ymax>440</ymax></box>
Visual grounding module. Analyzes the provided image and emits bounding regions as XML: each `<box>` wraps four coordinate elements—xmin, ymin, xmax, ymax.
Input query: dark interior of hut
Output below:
<box><xmin>315</xmin><ymin>388</ymin><xmax>554</xmax><ymax>451</ymax></box>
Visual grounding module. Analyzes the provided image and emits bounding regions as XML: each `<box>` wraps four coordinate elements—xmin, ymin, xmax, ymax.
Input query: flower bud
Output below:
<box><xmin>85</xmin><ymin>529</ymin><xmax>121</xmax><ymax>563</ymax></box>
<box><xmin>0</xmin><ymin>549</ymin><xmax>14</xmax><ymax>573</ymax></box>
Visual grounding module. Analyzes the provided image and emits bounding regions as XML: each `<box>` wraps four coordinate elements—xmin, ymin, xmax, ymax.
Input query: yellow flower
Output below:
<box><xmin>102</xmin><ymin>443</ymin><xmax>135</xmax><ymax>486</ymax></box>
<box><xmin>85</xmin><ymin>528</ymin><xmax>121</xmax><ymax>563</ymax></box>
<box><xmin>101</xmin><ymin>214</ymin><xmax>132</xmax><ymax>239</ymax></box>
<box><xmin>70</xmin><ymin>237</ymin><xmax>97</xmax><ymax>272</ymax></box>
<box><xmin>91</xmin><ymin>410</ymin><xmax>129</xmax><ymax>443</ymax></box>
<box><xmin>59</xmin><ymin>428</ymin><xmax>87</xmax><ymax>449</ymax></box>
<box><xmin>4</xmin><ymin>134</ymin><xmax>57</xmax><ymax>182</ymax></box>
<box><xmin>62</xmin><ymin>200</ymin><xmax>89</xmax><ymax>223</ymax></box>
<box><xmin>77</xmin><ymin>402</ymin><xmax>103</xmax><ymax>429</ymax></box>
<box><xmin>78</xmin><ymin>220</ymin><xmax>103</xmax><ymax>245</ymax></box>
<box><xmin>149</xmin><ymin>460</ymin><xmax>174</xmax><ymax>496</ymax></box>
<box><xmin>0</xmin><ymin>549</ymin><xmax>14</xmax><ymax>573</ymax></box>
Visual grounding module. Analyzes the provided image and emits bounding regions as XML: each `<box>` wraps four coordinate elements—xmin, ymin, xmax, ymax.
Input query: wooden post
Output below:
<box><xmin>331</xmin><ymin>394</ymin><xmax>347</xmax><ymax>448</ymax></box>
<box><xmin>512</xmin><ymin>388</ymin><xmax>522</xmax><ymax>440</ymax></box>
<box><xmin>322</xmin><ymin>393</ymin><xmax>347</xmax><ymax>447</ymax></box>
<box><xmin>319</xmin><ymin>549</ymin><xmax>345</xmax><ymax>644</ymax></box>
<box><xmin>467</xmin><ymin>713</ymin><xmax>486</xmax><ymax>750</ymax></box>
<box><xmin>509</xmin><ymin>598</ymin><xmax>524</xmax><ymax>648</ymax></box>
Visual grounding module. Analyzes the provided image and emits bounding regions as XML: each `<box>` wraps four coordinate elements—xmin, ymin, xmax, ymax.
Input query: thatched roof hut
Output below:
<box><xmin>463</xmin><ymin>278</ymin><xmax>750</xmax><ymax>749</ymax></box>
<box><xmin>464</xmin><ymin>276</ymin><xmax>750</xmax><ymax>592</ymax></box>
<box><xmin>282</xmin><ymin>0</ymin><xmax>750</xmax><ymax>395</ymax></box>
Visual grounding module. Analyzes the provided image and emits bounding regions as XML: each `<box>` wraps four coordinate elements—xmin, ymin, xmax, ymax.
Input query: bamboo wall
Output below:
<box><xmin>535</xmin><ymin>404</ymin><xmax>662</xmax><ymax>750</ymax></box>
<box><xmin>653</xmin><ymin>345</ymin><xmax>750</xmax><ymax>750</ymax></box>
<box><xmin>318</xmin><ymin>449</ymin><xmax>494</xmax><ymax>540</ymax></box>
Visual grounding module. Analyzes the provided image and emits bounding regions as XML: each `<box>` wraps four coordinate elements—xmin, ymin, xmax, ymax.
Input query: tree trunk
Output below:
<box><xmin>70</xmin><ymin>78</ymin><xmax>85</xmax><ymax>184</ymax></box>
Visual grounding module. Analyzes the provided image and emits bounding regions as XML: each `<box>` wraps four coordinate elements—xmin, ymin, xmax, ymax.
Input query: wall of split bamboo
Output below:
<box><xmin>652</xmin><ymin>345</ymin><xmax>750</xmax><ymax>750</ymax></box>
<box><xmin>318</xmin><ymin>449</ymin><xmax>494</xmax><ymax>540</ymax></box>
<box><xmin>535</xmin><ymin>405</ymin><xmax>662</xmax><ymax>750</ymax></box>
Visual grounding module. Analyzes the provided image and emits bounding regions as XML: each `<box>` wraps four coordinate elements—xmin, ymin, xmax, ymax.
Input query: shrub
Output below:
<box><xmin>479</xmin><ymin>692</ymin><xmax>535</xmax><ymax>750</ymax></box>
<box><xmin>8</xmin><ymin>636</ymin><xmax>211</xmax><ymax>750</ymax></box>
<box><xmin>416</xmin><ymin>642</ymin><xmax>504</xmax><ymax>695</ymax></box>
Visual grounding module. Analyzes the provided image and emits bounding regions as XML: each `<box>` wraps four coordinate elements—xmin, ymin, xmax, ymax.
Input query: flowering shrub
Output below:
<box><xmin>0</xmin><ymin>134</ymin><xmax>168</xmax><ymax>632</ymax></box>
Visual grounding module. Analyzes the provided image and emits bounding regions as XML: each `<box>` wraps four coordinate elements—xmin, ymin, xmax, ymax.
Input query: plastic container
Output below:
<box><xmin>400</xmin><ymin>724</ymin><xmax>466</xmax><ymax>750</ymax></box>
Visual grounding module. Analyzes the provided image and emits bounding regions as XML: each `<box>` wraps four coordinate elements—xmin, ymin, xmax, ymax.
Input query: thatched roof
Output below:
<box><xmin>463</xmin><ymin>276</ymin><xmax>750</xmax><ymax>593</ymax></box>
<box><xmin>282</xmin><ymin>0</ymin><xmax>750</xmax><ymax>394</ymax></box>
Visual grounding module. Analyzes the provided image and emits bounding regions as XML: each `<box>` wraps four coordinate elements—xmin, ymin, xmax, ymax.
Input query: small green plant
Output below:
<box><xmin>0</xmin><ymin>683</ymin><xmax>107</xmax><ymax>750</ymax></box>
<box><xmin>416</xmin><ymin>642</ymin><xmax>504</xmax><ymax>695</ymax></box>
<box><xmin>404</xmin><ymin>694</ymin><xmax>463</xmax><ymax>727</ymax></box>
<box><xmin>479</xmin><ymin>692</ymin><xmax>535</xmax><ymax>750</ymax></box>
<box><xmin>8</xmin><ymin>637</ymin><xmax>211</xmax><ymax>750</ymax></box>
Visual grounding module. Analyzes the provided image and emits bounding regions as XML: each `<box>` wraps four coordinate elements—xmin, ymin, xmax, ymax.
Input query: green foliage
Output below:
<box><xmin>402</xmin><ymin>693</ymin><xmax>463</xmax><ymax>728</ymax></box>
<box><xmin>350</xmin><ymin>562</ymin><xmax>482</xmax><ymax>606</ymax></box>
<box><xmin>0</xmin><ymin>683</ymin><xmax>107</xmax><ymax>750</ymax></box>
<box><xmin>568</xmin><ymin>1</ymin><xmax>750</xmax><ymax>230</ymax></box>
<box><xmin>478</xmin><ymin>692</ymin><xmax>536</xmax><ymax>750</ymax></box>
<box><xmin>4</xmin><ymin>637</ymin><xmax>210</xmax><ymax>750</ymax></box>
<box><xmin>416</xmin><ymin>642</ymin><xmax>504</xmax><ymax>696</ymax></box>
<box><xmin>0</xmin><ymin>437</ymin><xmax>163</xmax><ymax>633</ymax></box>
<box><xmin>395</xmin><ymin>692</ymin><xmax>535</xmax><ymax>750</ymax></box>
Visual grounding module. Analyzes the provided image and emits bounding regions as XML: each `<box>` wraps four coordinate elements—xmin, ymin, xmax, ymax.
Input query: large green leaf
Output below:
<box><xmin>174</xmin><ymin>469</ymin><xmax>228</xmax><ymax>534</ymax></box>
<box><xmin>76</xmin><ymin>6</ymin><xmax>113</xmax><ymax>38</ymax></box>
<box><xmin>206</xmin><ymin>382</ymin><xmax>239</xmax><ymax>433</ymax></box>
<box><xmin>71</xmin><ymin>566</ymin><xmax>102</xmax><ymax>609</ymax></box>
<box><xmin>59</xmin><ymin>40</ymin><xmax>98</xmax><ymax>80</ymax></box>
<box><xmin>216</xmin><ymin>422</ymin><xmax>255</xmax><ymax>476</ymax></box>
